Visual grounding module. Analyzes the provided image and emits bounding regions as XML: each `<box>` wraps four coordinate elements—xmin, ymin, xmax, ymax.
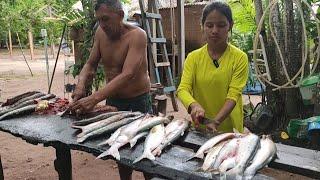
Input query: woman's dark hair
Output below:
<box><xmin>201</xmin><ymin>1</ymin><xmax>233</xmax><ymax>26</ymax></box>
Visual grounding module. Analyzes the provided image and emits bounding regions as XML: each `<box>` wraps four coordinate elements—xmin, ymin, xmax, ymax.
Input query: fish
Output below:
<box><xmin>72</xmin><ymin>111</ymin><xmax>130</xmax><ymax>126</ymax></box>
<box><xmin>96</xmin><ymin>114</ymin><xmax>168</xmax><ymax>160</ymax></box>
<box><xmin>10</xmin><ymin>92</ymin><xmax>46</xmax><ymax>108</ymax></box>
<box><xmin>190</xmin><ymin>133</ymin><xmax>240</xmax><ymax>160</ymax></box>
<box><xmin>0</xmin><ymin>104</ymin><xmax>37</xmax><ymax>121</ymax></box>
<box><xmin>243</xmin><ymin>135</ymin><xmax>277</xmax><ymax>179</ymax></box>
<box><xmin>96</xmin><ymin>116</ymin><xmax>148</xmax><ymax>160</ymax></box>
<box><xmin>1</xmin><ymin>91</ymin><xmax>40</xmax><ymax>107</ymax></box>
<box><xmin>133</xmin><ymin>124</ymin><xmax>165</xmax><ymax>163</ymax></box>
<box><xmin>226</xmin><ymin>133</ymin><xmax>260</xmax><ymax>177</ymax></box>
<box><xmin>135</xmin><ymin>115</ymin><xmax>169</xmax><ymax>133</ymax></box>
<box><xmin>73</xmin><ymin>112</ymin><xmax>141</xmax><ymax>137</ymax></box>
<box><xmin>98</xmin><ymin>126</ymin><xmax>124</xmax><ymax>147</ymax></box>
<box><xmin>77</xmin><ymin>114</ymin><xmax>144</xmax><ymax>143</ymax></box>
<box><xmin>152</xmin><ymin>119</ymin><xmax>189</xmax><ymax>156</ymax></box>
<box><xmin>201</xmin><ymin>141</ymin><xmax>228</xmax><ymax>171</ymax></box>
<box><xmin>0</xmin><ymin>94</ymin><xmax>54</xmax><ymax>116</ymax></box>
<box><xmin>129</xmin><ymin>131</ymin><xmax>148</xmax><ymax>148</ymax></box>
<box><xmin>211</xmin><ymin>137</ymin><xmax>240</xmax><ymax>170</ymax></box>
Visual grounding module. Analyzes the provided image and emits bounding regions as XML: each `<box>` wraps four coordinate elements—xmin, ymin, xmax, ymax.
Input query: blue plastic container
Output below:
<box><xmin>308</xmin><ymin>121</ymin><xmax>320</xmax><ymax>145</ymax></box>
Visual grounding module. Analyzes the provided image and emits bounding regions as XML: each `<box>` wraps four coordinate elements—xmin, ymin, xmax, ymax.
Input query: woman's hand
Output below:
<box><xmin>206</xmin><ymin>120</ymin><xmax>220</xmax><ymax>133</ymax></box>
<box><xmin>189</xmin><ymin>102</ymin><xmax>205</xmax><ymax>128</ymax></box>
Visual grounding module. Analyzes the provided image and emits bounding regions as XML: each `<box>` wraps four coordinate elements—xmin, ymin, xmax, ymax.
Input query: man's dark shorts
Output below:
<box><xmin>107</xmin><ymin>92</ymin><xmax>152</xmax><ymax>114</ymax></box>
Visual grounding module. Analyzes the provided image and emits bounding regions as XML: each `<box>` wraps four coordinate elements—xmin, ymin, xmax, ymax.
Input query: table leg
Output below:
<box><xmin>54</xmin><ymin>144</ymin><xmax>72</xmax><ymax>180</ymax></box>
<box><xmin>0</xmin><ymin>155</ymin><xmax>4</xmax><ymax>180</ymax></box>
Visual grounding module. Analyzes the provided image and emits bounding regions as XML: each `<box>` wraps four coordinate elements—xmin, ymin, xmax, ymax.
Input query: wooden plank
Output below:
<box><xmin>0</xmin><ymin>155</ymin><xmax>3</xmax><ymax>180</ymax></box>
<box><xmin>155</xmin><ymin>62</ymin><xmax>171</xmax><ymax>67</ymax></box>
<box><xmin>149</xmin><ymin>38</ymin><xmax>166</xmax><ymax>43</ymax></box>
<box><xmin>180</xmin><ymin>131</ymin><xmax>320</xmax><ymax>179</ymax></box>
<box><xmin>0</xmin><ymin>115</ymin><xmax>271</xmax><ymax>180</ymax></box>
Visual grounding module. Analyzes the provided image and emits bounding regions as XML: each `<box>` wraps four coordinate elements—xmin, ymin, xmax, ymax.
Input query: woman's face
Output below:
<box><xmin>203</xmin><ymin>10</ymin><xmax>232</xmax><ymax>45</ymax></box>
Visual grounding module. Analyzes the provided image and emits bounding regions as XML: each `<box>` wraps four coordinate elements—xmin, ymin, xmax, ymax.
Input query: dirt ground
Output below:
<box><xmin>0</xmin><ymin>49</ymin><xmax>314</xmax><ymax>180</ymax></box>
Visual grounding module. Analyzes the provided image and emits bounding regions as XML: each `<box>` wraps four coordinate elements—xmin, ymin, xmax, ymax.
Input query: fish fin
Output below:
<box><xmin>206</xmin><ymin>168</ymin><xmax>220</xmax><ymax>174</ymax></box>
<box><xmin>77</xmin><ymin>132</ymin><xmax>86</xmax><ymax>138</ymax></box>
<box><xmin>71</xmin><ymin>125</ymin><xmax>84</xmax><ymax>130</ymax></box>
<box><xmin>243</xmin><ymin>126</ymin><xmax>251</xmax><ymax>134</ymax></box>
<box><xmin>185</xmin><ymin>153</ymin><xmax>202</xmax><ymax>162</ymax></box>
<box><xmin>96</xmin><ymin>148</ymin><xmax>120</xmax><ymax>160</ymax></box>
<box><xmin>233</xmin><ymin>128</ymin><xmax>240</xmax><ymax>134</ymax></box>
<box><xmin>152</xmin><ymin>147</ymin><xmax>161</xmax><ymax>156</ymax></box>
<box><xmin>97</xmin><ymin>140</ymin><xmax>109</xmax><ymax>147</ymax></box>
<box><xmin>129</xmin><ymin>139</ymin><xmax>137</xmax><ymax>148</ymax></box>
<box><xmin>77</xmin><ymin>136</ymin><xmax>87</xmax><ymax>143</ymax></box>
<box><xmin>133</xmin><ymin>154</ymin><xmax>145</xmax><ymax>164</ymax></box>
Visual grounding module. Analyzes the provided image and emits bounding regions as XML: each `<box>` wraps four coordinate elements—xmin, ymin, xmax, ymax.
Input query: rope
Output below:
<box><xmin>253</xmin><ymin>0</ymin><xmax>320</xmax><ymax>91</ymax></box>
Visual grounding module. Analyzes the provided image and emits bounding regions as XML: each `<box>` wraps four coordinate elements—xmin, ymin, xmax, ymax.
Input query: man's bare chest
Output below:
<box><xmin>99</xmin><ymin>40</ymin><xmax>129</xmax><ymax>66</ymax></box>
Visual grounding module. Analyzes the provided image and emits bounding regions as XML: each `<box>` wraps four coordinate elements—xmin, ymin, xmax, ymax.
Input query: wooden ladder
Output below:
<box><xmin>248</xmin><ymin>34</ymin><xmax>272</xmax><ymax>88</ymax></box>
<box><xmin>138</xmin><ymin>0</ymin><xmax>178</xmax><ymax>111</ymax></box>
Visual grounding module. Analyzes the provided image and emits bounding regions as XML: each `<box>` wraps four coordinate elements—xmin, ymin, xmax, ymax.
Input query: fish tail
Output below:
<box><xmin>133</xmin><ymin>151</ymin><xmax>155</xmax><ymax>164</ymax></box>
<box><xmin>96</xmin><ymin>147</ymin><xmax>120</xmax><ymax>160</ymax></box>
<box><xmin>97</xmin><ymin>140</ymin><xmax>109</xmax><ymax>147</ymax></box>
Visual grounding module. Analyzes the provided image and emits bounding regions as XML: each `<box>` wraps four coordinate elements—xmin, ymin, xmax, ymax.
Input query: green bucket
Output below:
<box><xmin>287</xmin><ymin>116</ymin><xmax>320</xmax><ymax>139</ymax></box>
<box><xmin>299</xmin><ymin>75</ymin><xmax>320</xmax><ymax>105</ymax></box>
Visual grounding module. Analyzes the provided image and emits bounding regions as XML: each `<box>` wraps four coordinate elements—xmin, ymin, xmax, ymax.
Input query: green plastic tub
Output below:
<box><xmin>299</xmin><ymin>75</ymin><xmax>320</xmax><ymax>105</ymax></box>
<box><xmin>287</xmin><ymin>116</ymin><xmax>320</xmax><ymax>139</ymax></box>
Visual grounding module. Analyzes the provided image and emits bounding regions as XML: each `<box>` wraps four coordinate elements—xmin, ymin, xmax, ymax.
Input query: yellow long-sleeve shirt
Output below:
<box><xmin>177</xmin><ymin>43</ymin><xmax>249</xmax><ymax>133</ymax></box>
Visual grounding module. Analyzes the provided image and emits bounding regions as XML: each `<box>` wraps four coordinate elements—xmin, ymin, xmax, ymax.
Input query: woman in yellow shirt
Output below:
<box><xmin>177</xmin><ymin>1</ymin><xmax>249</xmax><ymax>133</ymax></box>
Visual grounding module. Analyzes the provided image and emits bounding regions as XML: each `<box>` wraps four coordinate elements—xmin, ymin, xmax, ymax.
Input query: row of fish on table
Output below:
<box><xmin>0</xmin><ymin>91</ymin><xmax>60</xmax><ymax>120</ymax></box>
<box><xmin>0</xmin><ymin>91</ymin><xmax>277</xmax><ymax>179</ymax></box>
<box><xmin>71</xmin><ymin>110</ymin><xmax>277</xmax><ymax>179</ymax></box>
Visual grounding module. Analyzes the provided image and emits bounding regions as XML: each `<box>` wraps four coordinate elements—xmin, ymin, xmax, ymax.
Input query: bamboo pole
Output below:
<box><xmin>28</xmin><ymin>30</ymin><xmax>35</xmax><ymax>60</ymax></box>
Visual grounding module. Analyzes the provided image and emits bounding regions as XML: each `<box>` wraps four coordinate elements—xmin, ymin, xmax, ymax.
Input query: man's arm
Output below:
<box><xmin>72</xmin><ymin>29</ymin><xmax>101</xmax><ymax>101</ymax></box>
<box><xmin>92</xmin><ymin>29</ymin><xmax>147</xmax><ymax>103</ymax></box>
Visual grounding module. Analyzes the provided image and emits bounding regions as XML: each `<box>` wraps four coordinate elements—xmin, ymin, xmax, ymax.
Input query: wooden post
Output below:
<box><xmin>28</xmin><ymin>30</ymin><xmax>35</xmax><ymax>60</ymax></box>
<box><xmin>177</xmin><ymin>0</ymin><xmax>185</xmax><ymax>75</ymax></box>
<box><xmin>0</xmin><ymin>155</ymin><xmax>4</xmax><ymax>180</ymax></box>
<box><xmin>51</xmin><ymin>41</ymin><xmax>56</xmax><ymax>59</ymax></box>
<box><xmin>8</xmin><ymin>29</ymin><xmax>13</xmax><ymax>56</ymax></box>
<box><xmin>72</xmin><ymin>40</ymin><xmax>75</xmax><ymax>57</ymax></box>
<box><xmin>148</xmin><ymin>1</ymin><xmax>157</xmax><ymax>83</ymax></box>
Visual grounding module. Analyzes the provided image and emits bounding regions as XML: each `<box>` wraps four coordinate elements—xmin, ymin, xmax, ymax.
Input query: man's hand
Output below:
<box><xmin>69</xmin><ymin>95</ymin><xmax>98</xmax><ymax>115</ymax></box>
<box><xmin>71</xmin><ymin>86</ymin><xmax>86</xmax><ymax>102</ymax></box>
<box><xmin>189</xmin><ymin>102</ymin><xmax>205</xmax><ymax>128</ymax></box>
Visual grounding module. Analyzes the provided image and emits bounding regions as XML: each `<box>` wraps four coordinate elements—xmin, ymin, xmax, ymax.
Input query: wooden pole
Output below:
<box><xmin>8</xmin><ymin>29</ymin><xmax>13</xmax><ymax>56</ymax></box>
<box><xmin>28</xmin><ymin>30</ymin><xmax>35</xmax><ymax>60</ymax></box>
<box><xmin>72</xmin><ymin>40</ymin><xmax>75</xmax><ymax>57</ymax></box>
<box><xmin>177</xmin><ymin>0</ymin><xmax>185</xmax><ymax>75</ymax></box>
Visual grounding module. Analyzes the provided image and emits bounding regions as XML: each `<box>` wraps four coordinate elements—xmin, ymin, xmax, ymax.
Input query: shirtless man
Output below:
<box><xmin>69</xmin><ymin>0</ymin><xmax>152</xmax><ymax>179</ymax></box>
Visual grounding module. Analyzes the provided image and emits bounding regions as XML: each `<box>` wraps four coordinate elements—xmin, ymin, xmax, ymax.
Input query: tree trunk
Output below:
<box><xmin>266</xmin><ymin>1</ymin><xmax>287</xmax><ymax>130</ymax></box>
<box><xmin>254</xmin><ymin>0</ymin><xmax>267</xmax><ymax>41</ymax></box>
<box><xmin>284</xmin><ymin>0</ymin><xmax>301</xmax><ymax>120</ymax></box>
<box><xmin>8</xmin><ymin>29</ymin><xmax>13</xmax><ymax>56</ymax></box>
<box><xmin>28</xmin><ymin>30</ymin><xmax>34</xmax><ymax>60</ymax></box>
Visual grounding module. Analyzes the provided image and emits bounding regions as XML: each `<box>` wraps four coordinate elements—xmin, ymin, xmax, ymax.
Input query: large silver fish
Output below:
<box><xmin>226</xmin><ymin>133</ymin><xmax>260</xmax><ymax>177</ymax></box>
<box><xmin>152</xmin><ymin>119</ymin><xmax>189</xmax><ymax>156</ymax></box>
<box><xmin>202</xmin><ymin>140</ymin><xmax>228</xmax><ymax>171</ymax></box>
<box><xmin>243</xmin><ymin>135</ymin><xmax>277</xmax><ymax>179</ymax></box>
<box><xmin>192</xmin><ymin>133</ymin><xmax>240</xmax><ymax>159</ymax></box>
<box><xmin>133</xmin><ymin>124</ymin><xmax>165</xmax><ymax>163</ymax></box>
<box><xmin>73</xmin><ymin>112</ymin><xmax>141</xmax><ymax>137</ymax></box>
<box><xmin>212</xmin><ymin>137</ymin><xmax>240</xmax><ymax>170</ymax></box>
<box><xmin>96</xmin><ymin>115</ymin><xmax>168</xmax><ymax>160</ymax></box>
<box><xmin>77</xmin><ymin>114</ymin><xmax>144</xmax><ymax>143</ymax></box>
<box><xmin>72</xmin><ymin>111</ymin><xmax>130</xmax><ymax>126</ymax></box>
